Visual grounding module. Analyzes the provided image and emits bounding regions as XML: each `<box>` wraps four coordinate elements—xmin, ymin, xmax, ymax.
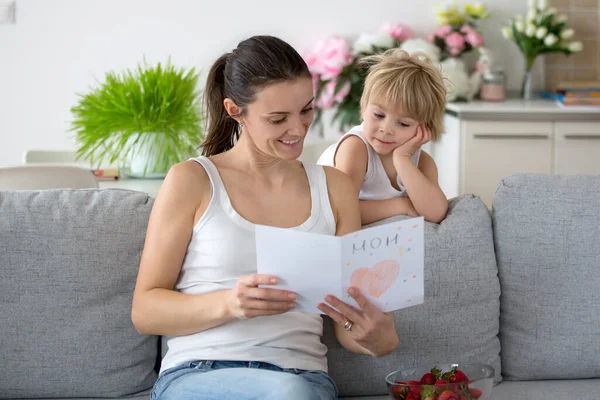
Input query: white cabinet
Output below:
<box><xmin>462</xmin><ymin>121</ymin><xmax>553</xmax><ymax>207</ymax></box>
<box><xmin>432</xmin><ymin>101</ymin><xmax>600</xmax><ymax>207</ymax></box>
<box><xmin>554</xmin><ymin>122</ymin><xmax>600</xmax><ymax>175</ymax></box>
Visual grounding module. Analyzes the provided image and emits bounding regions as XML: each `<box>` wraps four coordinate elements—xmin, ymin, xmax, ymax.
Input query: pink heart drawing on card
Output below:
<box><xmin>350</xmin><ymin>260</ymin><xmax>400</xmax><ymax>298</ymax></box>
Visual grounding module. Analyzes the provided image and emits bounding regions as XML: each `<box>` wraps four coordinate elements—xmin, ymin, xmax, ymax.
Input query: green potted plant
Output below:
<box><xmin>70</xmin><ymin>59</ymin><xmax>204</xmax><ymax>178</ymax></box>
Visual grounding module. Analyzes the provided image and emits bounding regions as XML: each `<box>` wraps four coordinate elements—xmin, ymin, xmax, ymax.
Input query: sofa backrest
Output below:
<box><xmin>6</xmin><ymin>173</ymin><xmax>596</xmax><ymax>398</ymax></box>
<box><xmin>492</xmin><ymin>174</ymin><xmax>600</xmax><ymax>381</ymax></box>
<box><xmin>0</xmin><ymin>189</ymin><xmax>157</xmax><ymax>399</ymax></box>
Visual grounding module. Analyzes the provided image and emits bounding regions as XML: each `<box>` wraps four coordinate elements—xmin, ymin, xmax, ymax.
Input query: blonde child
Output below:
<box><xmin>317</xmin><ymin>49</ymin><xmax>448</xmax><ymax>225</ymax></box>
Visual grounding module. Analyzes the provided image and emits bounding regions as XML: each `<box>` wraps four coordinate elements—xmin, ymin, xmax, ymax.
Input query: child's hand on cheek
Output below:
<box><xmin>393</xmin><ymin>124</ymin><xmax>431</xmax><ymax>166</ymax></box>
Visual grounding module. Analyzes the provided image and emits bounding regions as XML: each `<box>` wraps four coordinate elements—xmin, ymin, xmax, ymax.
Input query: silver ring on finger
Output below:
<box><xmin>344</xmin><ymin>320</ymin><xmax>353</xmax><ymax>331</ymax></box>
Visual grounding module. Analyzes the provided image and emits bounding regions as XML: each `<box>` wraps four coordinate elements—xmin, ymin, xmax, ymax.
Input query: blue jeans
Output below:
<box><xmin>151</xmin><ymin>360</ymin><xmax>339</xmax><ymax>400</ymax></box>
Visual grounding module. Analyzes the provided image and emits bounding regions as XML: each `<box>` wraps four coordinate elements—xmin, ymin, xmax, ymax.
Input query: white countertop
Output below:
<box><xmin>98</xmin><ymin>177</ymin><xmax>163</xmax><ymax>197</ymax></box>
<box><xmin>445</xmin><ymin>99</ymin><xmax>600</xmax><ymax>121</ymax></box>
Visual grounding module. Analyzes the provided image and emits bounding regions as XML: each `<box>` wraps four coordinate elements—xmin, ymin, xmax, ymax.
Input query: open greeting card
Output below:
<box><xmin>255</xmin><ymin>217</ymin><xmax>424</xmax><ymax>314</ymax></box>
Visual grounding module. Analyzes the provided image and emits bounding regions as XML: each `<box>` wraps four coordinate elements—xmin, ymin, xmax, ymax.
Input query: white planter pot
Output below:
<box><xmin>127</xmin><ymin>134</ymin><xmax>168</xmax><ymax>179</ymax></box>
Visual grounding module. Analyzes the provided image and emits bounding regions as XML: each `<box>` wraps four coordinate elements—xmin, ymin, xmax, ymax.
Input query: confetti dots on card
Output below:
<box><xmin>346</xmin><ymin>262</ymin><xmax>351</xmax><ymax>266</ymax></box>
<box><xmin>396</xmin><ymin>226</ymin><xmax>403</xmax><ymax>230</ymax></box>
<box><xmin>412</xmin><ymin>224</ymin><xmax>419</xmax><ymax>229</ymax></box>
<box><xmin>354</xmin><ymin>234</ymin><xmax>358</xmax><ymax>238</ymax></box>
<box><xmin>403</xmin><ymin>280</ymin><xmax>407</xmax><ymax>283</ymax></box>
<box><xmin>407</xmin><ymin>247</ymin><xmax>412</xmax><ymax>252</ymax></box>
<box><xmin>413</xmin><ymin>275</ymin><xmax>417</xmax><ymax>279</ymax></box>
<box><xmin>408</xmin><ymin>237</ymin><xmax>412</xmax><ymax>242</ymax></box>
<box><xmin>407</xmin><ymin>299</ymin><xmax>412</xmax><ymax>303</ymax></box>
<box><xmin>369</xmin><ymin>252</ymin><xmax>374</xmax><ymax>256</ymax></box>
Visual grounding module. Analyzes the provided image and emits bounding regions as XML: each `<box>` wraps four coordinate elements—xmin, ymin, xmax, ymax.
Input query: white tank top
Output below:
<box><xmin>159</xmin><ymin>156</ymin><xmax>337</xmax><ymax>374</ymax></box>
<box><xmin>317</xmin><ymin>123</ymin><xmax>421</xmax><ymax>201</ymax></box>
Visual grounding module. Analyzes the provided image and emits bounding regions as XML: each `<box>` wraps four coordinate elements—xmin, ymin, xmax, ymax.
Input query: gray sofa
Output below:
<box><xmin>1</xmin><ymin>174</ymin><xmax>599</xmax><ymax>399</ymax></box>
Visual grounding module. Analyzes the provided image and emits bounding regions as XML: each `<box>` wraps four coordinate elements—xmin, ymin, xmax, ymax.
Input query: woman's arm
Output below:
<box><xmin>394</xmin><ymin>151</ymin><xmax>448</xmax><ymax>223</ymax></box>
<box><xmin>131</xmin><ymin>161</ymin><xmax>294</xmax><ymax>336</ymax></box>
<box><xmin>131</xmin><ymin>161</ymin><xmax>233</xmax><ymax>336</ymax></box>
<box><xmin>320</xmin><ymin>167</ymin><xmax>399</xmax><ymax>357</ymax></box>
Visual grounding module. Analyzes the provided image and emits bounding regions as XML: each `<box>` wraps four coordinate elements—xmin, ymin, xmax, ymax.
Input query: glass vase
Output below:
<box><xmin>521</xmin><ymin>69</ymin><xmax>533</xmax><ymax>101</ymax></box>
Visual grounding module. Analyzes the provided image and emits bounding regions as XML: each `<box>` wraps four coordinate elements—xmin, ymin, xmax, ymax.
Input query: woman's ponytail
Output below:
<box><xmin>201</xmin><ymin>53</ymin><xmax>240</xmax><ymax>157</ymax></box>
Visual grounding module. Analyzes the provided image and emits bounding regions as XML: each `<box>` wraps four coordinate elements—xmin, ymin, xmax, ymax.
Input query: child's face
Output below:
<box><xmin>362</xmin><ymin>103</ymin><xmax>421</xmax><ymax>155</ymax></box>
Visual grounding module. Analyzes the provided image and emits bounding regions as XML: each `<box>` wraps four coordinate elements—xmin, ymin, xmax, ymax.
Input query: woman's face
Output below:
<box><xmin>241</xmin><ymin>77</ymin><xmax>315</xmax><ymax>161</ymax></box>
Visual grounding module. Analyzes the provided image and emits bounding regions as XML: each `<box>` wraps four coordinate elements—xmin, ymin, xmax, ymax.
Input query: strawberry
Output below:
<box><xmin>468</xmin><ymin>388</ymin><xmax>483</xmax><ymax>399</ymax></box>
<box><xmin>420</xmin><ymin>372</ymin><xmax>437</xmax><ymax>385</ymax></box>
<box><xmin>391</xmin><ymin>384</ymin><xmax>407</xmax><ymax>399</ymax></box>
<box><xmin>442</xmin><ymin>366</ymin><xmax>463</xmax><ymax>383</ymax></box>
<box><xmin>437</xmin><ymin>390</ymin><xmax>459</xmax><ymax>400</ymax></box>
<box><xmin>420</xmin><ymin>385</ymin><xmax>437</xmax><ymax>400</ymax></box>
<box><xmin>430</xmin><ymin>366</ymin><xmax>443</xmax><ymax>381</ymax></box>
<box><xmin>453</xmin><ymin>370</ymin><xmax>469</xmax><ymax>383</ymax></box>
<box><xmin>441</xmin><ymin>368</ymin><xmax>455</xmax><ymax>382</ymax></box>
<box><xmin>405</xmin><ymin>393</ymin><xmax>419</xmax><ymax>400</ymax></box>
<box><xmin>406</xmin><ymin>380</ymin><xmax>422</xmax><ymax>397</ymax></box>
<box><xmin>434</xmin><ymin>379</ymin><xmax>449</xmax><ymax>391</ymax></box>
<box><xmin>448</xmin><ymin>383</ymin><xmax>463</xmax><ymax>394</ymax></box>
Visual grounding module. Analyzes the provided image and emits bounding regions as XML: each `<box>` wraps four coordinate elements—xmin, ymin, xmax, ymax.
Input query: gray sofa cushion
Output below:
<box><xmin>490</xmin><ymin>379</ymin><xmax>600</xmax><ymax>400</ymax></box>
<box><xmin>0</xmin><ymin>189</ymin><xmax>158</xmax><ymax>398</ymax></box>
<box><xmin>493</xmin><ymin>174</ymin><xmax>600</xmax><ymax>381</ymax></box>
<box><xmin>323</xmin><ymin>194</ymin><xmax>502</xmax><ymax>397</ymax></box>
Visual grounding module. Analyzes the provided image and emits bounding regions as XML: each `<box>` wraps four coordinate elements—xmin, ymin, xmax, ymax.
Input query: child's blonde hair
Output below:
<box><xmin>359</xmin><ymin>49</ymin><xmax>446</xmax><ymax>140</ymax></box>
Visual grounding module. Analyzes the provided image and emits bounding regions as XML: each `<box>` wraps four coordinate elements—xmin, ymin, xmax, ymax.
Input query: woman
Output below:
<box><xmin>131</xmin><ymin>35</ymin><xmax>399</xmax><ymax>400</ymax></box>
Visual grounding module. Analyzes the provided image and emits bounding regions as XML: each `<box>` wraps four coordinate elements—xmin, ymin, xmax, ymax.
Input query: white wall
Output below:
<box><xmin>0</xmin><ymin>0</ymin><xmax>541</xmax><ymax>167</ymax></box>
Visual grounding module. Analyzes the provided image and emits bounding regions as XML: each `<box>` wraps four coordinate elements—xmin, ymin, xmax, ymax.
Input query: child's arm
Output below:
<box><xmin>334</xmin><ymin>136</ymin><xmax>418</xmax><ymax>225</ymax></box>
<box><xmin>394</xmin><ymin>151</ymin><xmax>447</xmax><ymax>223</ymax></box>
<box><xmin>393</xmin><ymin>125</ymin><xmax>448</xmax><ymax>223</ymax></box>
<box><xmin>359</xmin><ymin>198</ymin><xmax>418</xmax><ymax>226</ymax></box>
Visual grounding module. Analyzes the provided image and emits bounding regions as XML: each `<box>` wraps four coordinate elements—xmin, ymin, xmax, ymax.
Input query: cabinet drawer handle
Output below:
<box><xmin>564</xmin><ymin>134</ymin><xmax>600</xmax><ymax>140</ymax></box>
<box><xmin>473</xmin><ymin>134</ymin><xmax>549</xmax><ymax>139</ymax></box>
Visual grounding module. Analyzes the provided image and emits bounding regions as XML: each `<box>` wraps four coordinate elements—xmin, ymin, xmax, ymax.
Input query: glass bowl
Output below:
<box><xmin>385</xmin><ymin>363</ymin><xmax>495</xmax><ymax>400</ymax></box>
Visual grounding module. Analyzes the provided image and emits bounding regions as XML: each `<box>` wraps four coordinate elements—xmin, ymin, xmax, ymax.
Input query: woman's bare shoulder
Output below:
<box><xmin>155</xmin><ymin>159</ymin><xmax>211</xmax><ymax>206</ymax></box>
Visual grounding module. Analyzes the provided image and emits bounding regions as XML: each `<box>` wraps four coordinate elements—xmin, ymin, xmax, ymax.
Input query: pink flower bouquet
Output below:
<box><xmin>428</xmin><ymin>2</ymin><xmax>489</xmax><ymax>60</ymax></box>
<box><xmin>429</xmin><ymin>23</ymin><xmax>485</xmax><ymax>60</ymax></box>
<box><xmin>303</xmin><ymin>23</ymin><xmax>413</xmax><ymax>135</ymax></box>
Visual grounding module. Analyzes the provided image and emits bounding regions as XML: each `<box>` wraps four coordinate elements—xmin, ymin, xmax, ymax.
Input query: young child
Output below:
<box><xmin>317</xmin><ymin>49</ymin><xmax>448</xmax><ymax>225</ymax></box>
